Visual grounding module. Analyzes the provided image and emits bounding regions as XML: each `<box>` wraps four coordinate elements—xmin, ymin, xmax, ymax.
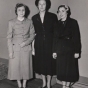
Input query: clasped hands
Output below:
<box><xmin>9</xmin><ymin>42</ymin><xmax>26</xmax><ymax>59</ymax></box>
<box><xmin>20</xmin><ymin>42</ymin><xmax>26</xmax><ymax>48</ymax></box>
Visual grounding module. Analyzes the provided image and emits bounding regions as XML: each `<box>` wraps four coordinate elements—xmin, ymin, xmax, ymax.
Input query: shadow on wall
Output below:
<box><xmin>0</xmin><ymin>58</ymin><xmax>8</xmax><ymax>65</ymax></box>
<box><xmin>0</xmin><ymin>58</ymin><xmax>8</xmax><ymax>80</ymax></box>
<box><xmin>0</xmin><ymin>56</ymin><xmax>35</xmax><ymax>80</ymax></box>
<box><xmin>25</xmin><ymin>5</ymin><xmax>30</xmax><ymax>18</ymax></box>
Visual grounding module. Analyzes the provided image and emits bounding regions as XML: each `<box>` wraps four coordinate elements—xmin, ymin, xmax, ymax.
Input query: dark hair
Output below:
<box><xmin>35</xmin><ymin>0</ymin><xmax>51</xmax><ymax>11</ymax></box>
<box><xmin>57</xmin><ymin>5</ymin><xmax>71</xmax><ymax>17</ymax></box>
<box><xmin>15</xmin><ymin>3</ymin><xmax>30</xmax><ymax>18</ymax></box>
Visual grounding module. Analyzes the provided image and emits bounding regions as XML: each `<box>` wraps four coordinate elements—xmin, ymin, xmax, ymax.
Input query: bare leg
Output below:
<box><xmin>66</xmin><ymin>82</ymin><xmax>70</xmax><ymax>88</ymax></box>
<box><xmin>17</xmin><ymin>80</ymin><xmax>22</xmax><ymax>88</ymax></box>
<box><xmin>62</xmin><ymin>81</ymin><xmax>66</xmax><ymax>88</ymax></box>
<box><xmin>47</xmin><ymin>75</ymin><xmax>51</xmax><ymax>88</ymax></box>
<box><xmin>23</xmin><ymin>80</ymin><xmax>27</xmax><ymax>88</ymax></box>
<box><xmin>41</xmin><ymin>74</ymin><xmax>46</xmax><ymax>87</ymax></box>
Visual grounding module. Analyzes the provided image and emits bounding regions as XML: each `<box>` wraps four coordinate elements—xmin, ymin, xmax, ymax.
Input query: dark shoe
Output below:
<box><xmin>66</xmin><ymin>86</ymin><xmax>70</xmax><ymax>88</ymax></box>
<box><xmin>41</xmin><ymin>86</ymin><xmax>47</xmax><ymax>88</ymax></box>
<box><xmin>50</xmin><ymin>86</ymin><xmax>52</xmax><ymax>88</ymax></box>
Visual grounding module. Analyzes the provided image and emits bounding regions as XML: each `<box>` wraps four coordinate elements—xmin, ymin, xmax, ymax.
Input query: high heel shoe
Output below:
<box><xmin>62</xmin><ymin>85</ymin><xmax>66</xmax><ymax>88</ymax></box>
<box><xmin>50</xmin><ymin>86</ymin><xmax>52</xmax><ymax>88</ymax></box>
<box><xmin>46</xmin><ymin>86</ymin><xmax>52</xmax><ymax>88</ymax></box>
<box><xmin>22</xmin><ymin>87</ymin><xmax>27</xmax><ymax>88</ymax></box>
<box><xmin>41</xmin><ymin>85</ymin><xmax>47</xmax><ymax>88</ymax></box>
<box><xmin>66</xmin><ymin>86</ymin><xmax>70</xmax><ymax>88</ymax></box>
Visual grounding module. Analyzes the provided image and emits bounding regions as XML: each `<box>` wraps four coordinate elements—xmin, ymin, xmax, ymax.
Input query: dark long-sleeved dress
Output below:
<box><xmin>53</xmin><ymin>17</ymin><xmax>81</xmax><ymax>82</ymax></box>
<box><xmin>32</xmin><ymin>12</ymin><xmax>58</xmax><ymax>75</ymax></box>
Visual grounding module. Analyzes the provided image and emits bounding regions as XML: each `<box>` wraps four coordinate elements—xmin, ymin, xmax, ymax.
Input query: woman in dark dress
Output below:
<box><xmin>32</xmin><ymin>0</ymin><xmax>58</xmax><ymax>88</ymax></box>
<box><xmin>53</xmin><ymin>5</ymin><xmax>81</xmax><ymax>88</ymax></box>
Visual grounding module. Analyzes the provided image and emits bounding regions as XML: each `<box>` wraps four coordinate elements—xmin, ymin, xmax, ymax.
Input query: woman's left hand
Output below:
<box><xmin>20</xmin><ymin>42</ymin><xmax>25</xmax><ymax>48</ymax></box>
<box><xmin>74</xmin><ymin>53</ymin><xmax>79</xmax><ymax>58</ymax></box>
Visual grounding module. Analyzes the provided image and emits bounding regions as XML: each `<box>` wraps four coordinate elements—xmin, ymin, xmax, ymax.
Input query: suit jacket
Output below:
<box><xmin>7</xmin><ymin>18</ymin><xmax>35</xmax><ymax>54</ymax></box>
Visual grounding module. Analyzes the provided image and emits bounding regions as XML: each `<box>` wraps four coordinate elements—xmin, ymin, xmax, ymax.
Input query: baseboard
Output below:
<box><xmin>0</xmin><ymin>58</ymin><xmax>8</xmax><ymax>65</ymax></box>
<box><xmin>57</xmin><ymin>76</ymin><xmax>88</xmax><ymax>88</ymax></box>
<box><xmin>73</xmin><ymin>76</ymin><xmax>88</xmax><ymax>88</ymax></box>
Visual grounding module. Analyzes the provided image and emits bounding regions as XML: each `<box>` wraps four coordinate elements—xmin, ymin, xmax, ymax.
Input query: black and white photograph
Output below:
<box><xmin>0</xmin><ymin>0</ymin><xmax>87</xmax><ymax>88</ymax></box>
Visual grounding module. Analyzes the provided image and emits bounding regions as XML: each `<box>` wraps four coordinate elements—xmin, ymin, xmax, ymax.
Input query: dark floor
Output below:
<box><xmin>0</xmin><ymin>78</ymin><xmax>62</xmax><ymax>88</ymax></box>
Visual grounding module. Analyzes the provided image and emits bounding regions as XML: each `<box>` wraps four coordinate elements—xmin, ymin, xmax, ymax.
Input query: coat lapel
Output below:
<box><xmin>64</xmin><ymin>17</ymin><xmax>71</xmax><ymax>29</ymax></box>
<box><xmin>36</xmin><ymin>13</ymin><xmax>42</xmax><ymax>24</ymax></box>
<box><xmin>58</xmin><ymin>18</ymin><xmax>68</xmax><ymax>35</ymax></box>
<box><xmin>36</xmin><ymin>12</ymin><xmax>49</xmax><ymax>25</ymax></box>
<box><xmin>43</xmin><ymin>12</ymin><xmax>48</xmax><ymax>25</ymax></box>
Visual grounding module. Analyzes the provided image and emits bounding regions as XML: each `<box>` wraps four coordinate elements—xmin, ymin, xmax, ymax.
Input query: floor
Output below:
<box><xmin>0</xmin><ymin>78</ymin><xmax>63</xmax><ymax>88</ymax></box>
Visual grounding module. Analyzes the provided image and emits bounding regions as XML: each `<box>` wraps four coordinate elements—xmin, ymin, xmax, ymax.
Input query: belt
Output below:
<box><xmin>58</xmin><ymin>36</ymin><xmax>72</xmax><ymax>40</ymax></box>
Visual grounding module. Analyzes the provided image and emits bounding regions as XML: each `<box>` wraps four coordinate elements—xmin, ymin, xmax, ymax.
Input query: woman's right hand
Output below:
<box><xmin>9</xmin><ymin>53</ymin><xmax>13</xmax><ymax>59</ymax></box>
<box><xmin>32</xmin><ymin>49</ymin><xmax>35</xmax><ymax>55</ymax></box>
<box><xmin>53</xmin><ymin>53</ymin><xmax>57</xmax><ymax>59</ymax></box>
<box><xmin>32</xmin><ymin>40</ymin><xmax>35</xmax><ymax>55</ymax></box>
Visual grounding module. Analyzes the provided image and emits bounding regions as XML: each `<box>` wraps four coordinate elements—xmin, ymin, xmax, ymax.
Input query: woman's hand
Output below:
<box><xmin>74</xmin><ymin>53</ymin><xmax>79</xmax><ymax>58</ymax></box>
<box><xmin>32</xmin><ymin>40</ymin><xmax>35</xmax><ymax>55</ymax></box>
<box><xmin>53</xmin><ymin>53</ymin><xmax>57</xmax><ymax>59</ymax></box>
<box><xmin>32</xmin><ymin>49</ymin><xmax>35</xmax><ymax>55</ymax></box>
<box><xmin>20</xmin><ymin>42</ymin><xmax>25</xmax><ymax>48</ymax></box>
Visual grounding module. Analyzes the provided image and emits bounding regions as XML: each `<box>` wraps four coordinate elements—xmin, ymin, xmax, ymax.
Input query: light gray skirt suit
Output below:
<box><xmin>7</xmin><ymin>18</ymin><xmax>35</xmax><ymax>80</ymax></box>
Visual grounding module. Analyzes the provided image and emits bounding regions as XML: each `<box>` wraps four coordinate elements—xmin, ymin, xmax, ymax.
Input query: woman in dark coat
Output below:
<box><xmin>32</xmin><ymin>0</ymin><xmax>58</xmax><ymax>88</ymax></box>
<box><xmin>53</xmin><ymin>5</ymin><xmax>81</xmax><ymax>88</ymax></box>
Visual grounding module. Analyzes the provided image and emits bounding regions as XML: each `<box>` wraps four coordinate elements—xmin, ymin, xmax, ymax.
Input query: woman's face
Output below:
<box><xmin>58</xmin><ymin>7</ymin><xmax>67</xmax><ymax>20</ymax></box>
<box><xmin>38</xmin><ymin>0</ymin><xmax>46</xmax><ymax>12</ymax></box>
<box><xmin>17</xmin><ymin>6</ymin><xmax>25</xmax><ymax>17</ymax></box>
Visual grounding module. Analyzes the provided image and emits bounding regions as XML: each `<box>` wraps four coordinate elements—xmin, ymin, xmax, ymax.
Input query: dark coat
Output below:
<box><xmin>53</xmin><ymin>17</ymin><xmax>81</xmax><ymax>82</ymax></box>
<box><xmin>32</xmin><ymin>12</ymin><xmax>58</xmax><ymax>75</ymax></box>
<box><xmin>53</xmin><ymin>17</ymin><xmax>81</xmax><ymax>55</ymax></box>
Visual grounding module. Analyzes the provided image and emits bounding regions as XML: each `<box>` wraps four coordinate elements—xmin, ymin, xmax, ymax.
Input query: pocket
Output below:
<box><xmin>23</xmin><ymin>45</ymin><xmax>31</xmax><ymax>52</ymax></box>
<box><xmin>13</xmin><ymin>44</ymin><xmax>20</xmax><ymax>51</ymax></box>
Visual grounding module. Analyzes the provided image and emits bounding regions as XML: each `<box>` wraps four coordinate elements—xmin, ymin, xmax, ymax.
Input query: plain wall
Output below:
<box><xmin>68</xmin><ymin>0</ymin><xmax>88</xmax><ymax>78</ymax></box>
<box><xmin>0</xmin><ymin>0</ymin><xmax>37</xmax><ymax>59</ymax></box>
<box><xmin>0</xmin><ymin>0</ymin><xmax>88</xmax><ymax>78</ymax></box>
<box><xmin>0</xmin><ymin>0</ymin><xmax>67</xmax><ymax>59</ymax></box>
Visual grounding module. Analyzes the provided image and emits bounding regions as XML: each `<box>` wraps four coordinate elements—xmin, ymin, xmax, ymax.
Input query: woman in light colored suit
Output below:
<box><xmin>7</xmin><ymin>3</ymin><xmax>35</xmax><ymax>88</ymax></box>
<box><xmin>53</xmin><ymin>5</ymin><xmax>81</xmax><ymax>88</ymax></box>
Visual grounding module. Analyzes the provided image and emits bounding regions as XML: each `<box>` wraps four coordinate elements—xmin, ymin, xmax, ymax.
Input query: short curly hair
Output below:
<box><xmin>35</xmin><ymin>0</ymin><xmax>51</xmax><ymax>11</ymax></box>
<box><xmin>57</xmin><ymin>5</ymin><xmax>71</xmax><ymax>17</ymax></box>
<box><xmin>15</xmin><ymin>3</ymin><xmax>30</xmax><ymax>18</ymax></box>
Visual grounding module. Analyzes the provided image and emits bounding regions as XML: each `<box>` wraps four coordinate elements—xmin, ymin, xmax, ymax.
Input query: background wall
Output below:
<box><xmin>67</xmin><ymin>0</ymin><xmax>88</xmax><ymax>78</ymax></box>
<box><xmin>0</xmin><ymin>0</ymin><xmax>88</xmax><ymax>78</ymax></box>
<box><xmin>0</xmin><ymin>0</ymin><xmax>67</xmax><ymax>59</ymax></box>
